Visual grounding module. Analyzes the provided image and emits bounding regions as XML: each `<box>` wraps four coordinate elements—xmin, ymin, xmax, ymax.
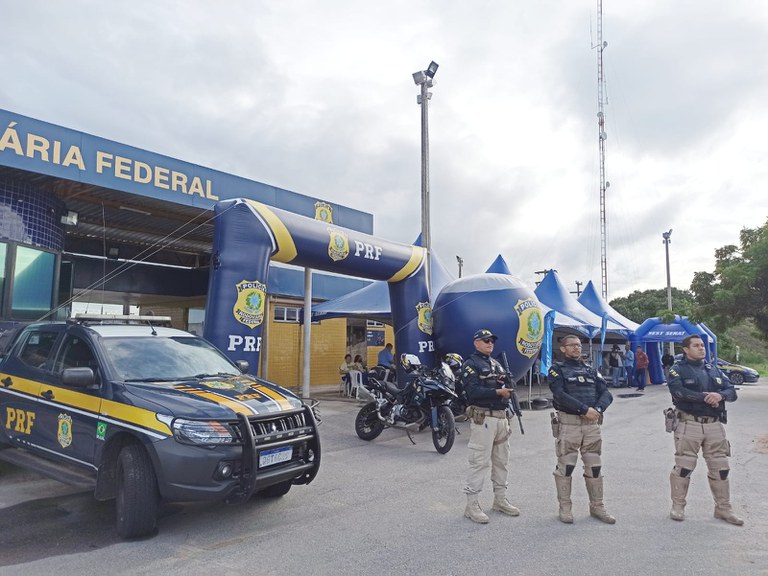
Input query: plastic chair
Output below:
<box><xmin>348</xmin><ymin>370</ymin><xmax>363</xmax><ymax>398</ymax></box>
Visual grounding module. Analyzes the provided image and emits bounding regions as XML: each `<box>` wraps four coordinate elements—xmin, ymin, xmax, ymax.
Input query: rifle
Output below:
<box><xmin>499</xmin><ymin>352</ymin><xmax>524</xmax><ymax>435</ymax></box>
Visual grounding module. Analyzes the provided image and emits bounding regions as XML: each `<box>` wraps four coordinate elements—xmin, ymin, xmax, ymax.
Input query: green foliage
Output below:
<box><xmin>609</xmin><ymin>288</ymin><xmax>696</xmax><ymax>324</ymax></box>
<box><xmin>691</xmin><ymin>217</ymin><xmax>768</xmax><ymax>339</ymax></box>
<box><xmin>718</xmin><ymin>319</ymin><xmax>768</xmax><ymax>375</ymax></box>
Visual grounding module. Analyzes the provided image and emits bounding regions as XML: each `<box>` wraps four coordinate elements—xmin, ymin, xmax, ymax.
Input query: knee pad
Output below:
<box><xmin>672</xmin><ymin>466</ymin><xmax>693</xmax><ymax>478</ymax></box>
<box><xmin>719</xmin><ymin>469</ymin><xmax>729</xmax><ymax>480</ymax></box>
<box><xmin>565</xmin><ymin>464</ymin><xmax>575</xmax><ymax>477</ymax></box>
<box><xmin>590</xmin><ymin>466</ymin><xmax>601</xmax><ymax>478</ymax></box>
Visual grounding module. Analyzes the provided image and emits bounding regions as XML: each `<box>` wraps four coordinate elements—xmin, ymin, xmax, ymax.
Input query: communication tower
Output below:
<box><xmin>594</xmin><ymin>0</ymin><xmax>609</xmax><ymax>299</ymax></box>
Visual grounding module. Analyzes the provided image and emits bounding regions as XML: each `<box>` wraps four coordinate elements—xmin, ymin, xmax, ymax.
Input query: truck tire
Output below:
<box><xmin>115</xmin><ymin>443</ymin><xmax>159</xmax><ymax>538</ymax></box>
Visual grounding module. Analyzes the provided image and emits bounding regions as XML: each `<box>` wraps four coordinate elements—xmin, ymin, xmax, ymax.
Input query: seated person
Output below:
<box><xmin>377</xmin><ymin>343</ymin><xmax>394</xmax><ymax>368</ymax></box>
<box><xmin>353</xmin><ymin>354</ymin><xmax>368</xmax><ymax>386</ymax></box>
<box><xmin>339</xmin><ymin>354</ymin><xmax>354</xmax><ymax>394</ymax></box>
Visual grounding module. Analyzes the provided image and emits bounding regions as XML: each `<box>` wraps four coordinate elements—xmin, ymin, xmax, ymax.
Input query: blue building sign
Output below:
<box><xmin>0</xmin><ymin>108</ymin><xmax>373</xmax><ymax>233</ymax></box>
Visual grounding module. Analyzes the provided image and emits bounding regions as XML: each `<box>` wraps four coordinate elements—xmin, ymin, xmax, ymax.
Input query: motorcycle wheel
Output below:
<box><xmin>355</xmin><ymin>402</ymin><xmax>385</xmax><ymax>441</ymax></box>
<box><xmin>432</xmin><ymin>405</ymin><xmax>456</xmax><ymax>454</ymax></box>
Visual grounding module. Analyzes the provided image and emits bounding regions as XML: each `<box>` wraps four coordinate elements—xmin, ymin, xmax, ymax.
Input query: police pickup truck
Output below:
<box><xmin>0</xmin><ymin>315</ymin><xmax>320</xmax><ymax>538</ymax></box>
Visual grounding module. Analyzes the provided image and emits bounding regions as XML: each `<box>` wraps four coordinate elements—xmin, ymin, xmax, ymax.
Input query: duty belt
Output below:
<box><xmin>472</xmin><ymin>407</ymin><xmax>509</xmax><ymax>418</ymax></box>
<box><xmin>677</xmin><ymin>411</ymin><xmax>719</xmax><ymax>424</ymax></box>
<box><xmin>557</xmin><ymin>411</ymin><xmax>589</xmax><ymax>424</ymax></box>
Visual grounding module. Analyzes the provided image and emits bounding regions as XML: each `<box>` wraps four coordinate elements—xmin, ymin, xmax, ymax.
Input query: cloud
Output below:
<box><xmin>2</xmin><ymin>0</ymin><xmax>766</xmax><ymax>305</ymax></box>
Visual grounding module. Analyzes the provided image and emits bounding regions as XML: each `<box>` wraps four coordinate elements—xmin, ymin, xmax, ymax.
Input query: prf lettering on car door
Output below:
<box><xmin>5</xmin><ymin>408</ymin><xmax>36</xmax><ymax>434</ymax></box>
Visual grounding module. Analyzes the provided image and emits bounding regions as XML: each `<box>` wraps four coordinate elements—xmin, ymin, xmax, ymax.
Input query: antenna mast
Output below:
<box><xmin>595</xmin><ymin>0</ymin><xmax>609</xmax><ymax>299</ymax></box>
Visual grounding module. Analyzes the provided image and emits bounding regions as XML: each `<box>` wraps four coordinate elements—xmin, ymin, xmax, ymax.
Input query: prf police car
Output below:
<box><xmin>0</xmin><ymin>315</ymin><xmax>320</xmax><ymax>538</ymax></box>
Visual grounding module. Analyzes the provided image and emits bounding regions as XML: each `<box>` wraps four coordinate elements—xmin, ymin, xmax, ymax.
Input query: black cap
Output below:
<box><xmin>473</xmin><ymin>329</ymin><xmax>498</xmax><ymax>342</ymax></box>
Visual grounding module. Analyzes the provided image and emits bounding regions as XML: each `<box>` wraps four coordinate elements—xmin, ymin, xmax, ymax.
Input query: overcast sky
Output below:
<box><xmin>2</xmin><ymin>1</ymin><xmax>767</xmax><ymax>302</ymax></box>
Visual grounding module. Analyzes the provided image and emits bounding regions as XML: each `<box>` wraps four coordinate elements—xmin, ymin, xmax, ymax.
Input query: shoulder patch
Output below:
<box><xmin>549</xmin><ymin>369</ymin><xmax>559</xmax><ymax>377</ymax></box>
<box><xmin>669</xmin><ymin>368</ymin><xmax>678</xmax><ymax>377</ymax></box>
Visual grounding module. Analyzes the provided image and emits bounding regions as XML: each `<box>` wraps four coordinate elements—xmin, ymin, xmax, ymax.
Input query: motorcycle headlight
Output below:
<box><xmin>171</xmin><ymin>418</ymin><xmax>235</xmax><ymax>445</ymax></box>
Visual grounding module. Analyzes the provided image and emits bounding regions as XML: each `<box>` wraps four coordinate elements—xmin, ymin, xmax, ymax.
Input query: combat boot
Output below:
<box><xmin>669</xmin><ymin>473</ymin><xmax>689</xmax><ymax>521</ymax></box>
<box><xmin>708</xmin><ymin>477</ymin><xmax>744</xmax><ymax>526</ymax></box>
<box><xmin>554</xmin><ymin>475</ymin><xmax>573</xmax><ymax>523</ymax></box>
<box><xmin>585</xmin><ymin>476</ymin><xmax>616</xmax><ymax>524</ymax></box>
<box><xmin>464</xmin><ymin>495</ymin><xmax>489</xmax><ymax>524</ymax></box>
<box><xmin>491</xmin><ymin>492</ymin><xmax>520</xmax><ymax>517</ymax></box>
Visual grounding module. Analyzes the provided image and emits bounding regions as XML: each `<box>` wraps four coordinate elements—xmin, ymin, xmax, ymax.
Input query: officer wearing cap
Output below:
<box><xmin>548</xmin><ymin>334</ymin><xmax>615</xmax><ymax>524</ymax></box>
<box><xmin>667</xmin><ymin>334</ymin><xmax>743</xmax><ymax>525</ymax></box>
<box><xmin>461</xmin><ymin>329</ymin><xmax>520</xmax><ymax>524</ymax></box>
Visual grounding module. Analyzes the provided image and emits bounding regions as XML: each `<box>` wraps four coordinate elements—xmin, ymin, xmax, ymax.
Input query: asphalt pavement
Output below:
<box><xmin>1</xmin><ymin>382</ymin><xmax>767</xmax><ymax>575</ymax></box>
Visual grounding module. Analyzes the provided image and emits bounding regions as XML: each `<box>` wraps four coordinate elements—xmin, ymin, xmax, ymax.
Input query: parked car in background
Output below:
<box><xmin>716</xmin><ymin>359</ymin><xmax>760</xmax><ymax>385</ymax></box>
<box><xmin>671</xmin><ymin>353</ymin><xmax>760</xmax><ymax>385</ymax></box>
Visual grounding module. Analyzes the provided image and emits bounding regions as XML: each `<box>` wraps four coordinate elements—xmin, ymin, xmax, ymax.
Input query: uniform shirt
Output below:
<box><xmin>460</xmin><ymin>351</ymin><xmax>509</xmax><ymax>410</ymax></box>
<box><xmin>624</xmin><ymin>349</ymin><xmax>634</xmax><ymax>367</ymax></box>
<box><xmin>548</xmin><ymin>358</ymin><xmax>613</xmax><ymax>416</ymax></box>
<box><xmin>668</xmin><ymin>357</ymin><xmax>736</xmax><ymax>417</ymax></box>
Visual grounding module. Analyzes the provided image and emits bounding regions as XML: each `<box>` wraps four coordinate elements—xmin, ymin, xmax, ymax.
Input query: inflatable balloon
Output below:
<box><xmin>433</xmin><ymin>273</ymin><xmax>543</xmax><ymax>380</ymax></box>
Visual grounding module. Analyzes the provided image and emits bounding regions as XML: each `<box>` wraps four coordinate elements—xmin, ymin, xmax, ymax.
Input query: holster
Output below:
<box><xmin>465</xmin><ymin>405</ymin><xmax>486</xmax><ymax>425</ymax></box>
<box><xmin>663</xmin><ymin>407</ymin><xmax>678</xmax><ymax>433</ymax></box>
<box><xmin>550</xmin><ymin>411</ymin><xmax>560</xmax><ymax>438</ymax></box>
<box><xmin>719</xmin><ymin>410</ymin><xmax>728</xmax><ymax>424</ymax></box>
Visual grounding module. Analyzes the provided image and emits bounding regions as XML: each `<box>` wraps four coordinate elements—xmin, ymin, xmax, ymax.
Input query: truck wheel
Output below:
<box><xmin>116</xmin><ymin>444</ymin><xmax>159</xmax><ymax>538</ymax></box>
<box><xmin>259</xmin><ymin>480</ymin><xmax>292</xmax><ymax>498</ymax></box>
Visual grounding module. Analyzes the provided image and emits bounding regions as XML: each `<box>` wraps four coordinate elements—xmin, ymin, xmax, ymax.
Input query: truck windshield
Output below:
<box><xmin>102</xmin><ymin>336</ymin><xmax>240</xmax><ymax>382</ymax></box>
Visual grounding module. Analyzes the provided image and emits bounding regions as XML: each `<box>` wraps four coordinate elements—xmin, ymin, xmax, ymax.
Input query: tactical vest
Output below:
<box><xmin>672</xmin><ymin>361</ymin><xmax>725</xmax><ymax>417</ymax></box>
<box><xmin>552</xmin><ymin>361</ymin><xmax>599</xmax><ymax>413</ymax></box>
<box><xmin>463</xmin><ymin>353</ymin><xmax>508</xmax><ymax>410</ymax></box>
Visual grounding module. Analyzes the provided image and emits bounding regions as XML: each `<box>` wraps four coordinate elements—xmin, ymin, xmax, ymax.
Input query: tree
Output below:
<box><xmin>609</xmin><ymin>288</ymin><xmax>696</xmax><ymax>324</ymax></box>
<box><xmin>691</xmin><ymin>218</ymin><xmax>768</xmax><ymax>338</ymax></box>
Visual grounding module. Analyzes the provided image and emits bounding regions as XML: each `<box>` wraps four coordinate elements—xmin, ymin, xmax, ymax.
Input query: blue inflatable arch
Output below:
<box><xmin>632</xmin><ymin>315</ymin><xmax>716</xmax><ymax>384</ymax></box>
<box><xmin>203</xmin><ymin>198</ymin><xmax>435</xmax><ymax>384</ymax></box>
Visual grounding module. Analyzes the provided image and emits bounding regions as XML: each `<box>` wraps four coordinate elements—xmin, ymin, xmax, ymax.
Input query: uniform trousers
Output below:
<box><xmin>672</xmin><ymin>415</ymin><xmax>730</xmax><ymax>478</ymax></box>
<box><xmin>464</xmin><ymin>415</ymin><xmax>511</xmax><ymax>495</ymax></box>
<box><xmin>554</xmin><ymin>412</ymin><xmax>602</xmax><ymax>477</ymax></box>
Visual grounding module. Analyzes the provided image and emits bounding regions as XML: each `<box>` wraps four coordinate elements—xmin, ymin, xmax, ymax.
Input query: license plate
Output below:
<box><xmin>258</xmin><ymin>446</ymin><xmax>293</xmax><ymax>468</ymax></box>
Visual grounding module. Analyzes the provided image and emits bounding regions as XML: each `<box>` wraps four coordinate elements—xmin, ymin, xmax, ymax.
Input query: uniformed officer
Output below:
<box><xmin>548</xmin><ymin>334</ymin><xmax>615</xmax><ymax>524</ymax></box>
<box><xmin>667</xmin><ymin>335</ymin><xmax>743</xmax><ymax>525</ymax></box>
<box><xmin>461</xmin><ymin>329</ymin><xmax>520</xmax><ymax>524</ymax></box>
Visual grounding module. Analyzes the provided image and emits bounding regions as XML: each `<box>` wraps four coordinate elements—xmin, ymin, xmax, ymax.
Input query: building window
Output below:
<box><xmin>366</xmin><ymin>320</ymin><xmax>384</xmax><ymax>327</ymax></box>
<box><xmin>11</xmin><ymin>246</ymin><xmax>55</xmax><ymax>320</ymax></box>
<box><xmin>274</xmin><ymin>305</ymin><xmax>299</xmax><ymax>323</ymax></box>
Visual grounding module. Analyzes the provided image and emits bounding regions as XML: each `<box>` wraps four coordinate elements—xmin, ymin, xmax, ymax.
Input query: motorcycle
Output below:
<box><xmin>355</xmin><ymin>354</ymin><xmax>458</xmax><ymax>454</ymax></box>
<box><xmin>440</xmin><ymin>352</ymin><xmax>468</xmax><ymax>420</ymax></box>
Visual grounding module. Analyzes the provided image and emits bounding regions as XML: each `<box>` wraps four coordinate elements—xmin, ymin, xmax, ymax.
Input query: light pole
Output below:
<box><xmin>456</xmin><ymin>255</ymin><xmax>463</xmax><ymax>278</ymax></box>
<box><xmin>413</xmin><ymin>61</ymin><xmax>439</xmax><ymax>294</ymax></box>
<box><xmin>662</xmin><ymin>228</ymin><xmax>674</xmax><ymax>355</ymax></box>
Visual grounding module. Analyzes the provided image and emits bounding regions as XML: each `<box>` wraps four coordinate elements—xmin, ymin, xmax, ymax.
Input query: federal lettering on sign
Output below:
<box><xmin>353</xmin><ymin>241</ymin><xmax>383</xmax><ymax>261</ymax></box>
<box><xmin>228</xmin><ymin>334</ymin><xmax>262</xmax><ymax>352</ymax></box>
<box><xmin>418</xmin><ymin>340</ymin><xmax>435</xmax><ymax>352</ymax></box>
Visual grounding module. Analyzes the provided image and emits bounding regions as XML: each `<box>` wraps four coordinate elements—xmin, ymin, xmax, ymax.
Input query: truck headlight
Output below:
<box><xmin>171</xmin><ymin>419</ymin><xmax>235</xmax><ymax>445</ymax></box>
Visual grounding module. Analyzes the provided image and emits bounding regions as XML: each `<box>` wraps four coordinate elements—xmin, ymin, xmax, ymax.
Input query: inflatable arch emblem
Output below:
<box><xmin>204</xmin><ymin>198</ymin><xmax>434</xmax><ymax>375</ymax></box>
